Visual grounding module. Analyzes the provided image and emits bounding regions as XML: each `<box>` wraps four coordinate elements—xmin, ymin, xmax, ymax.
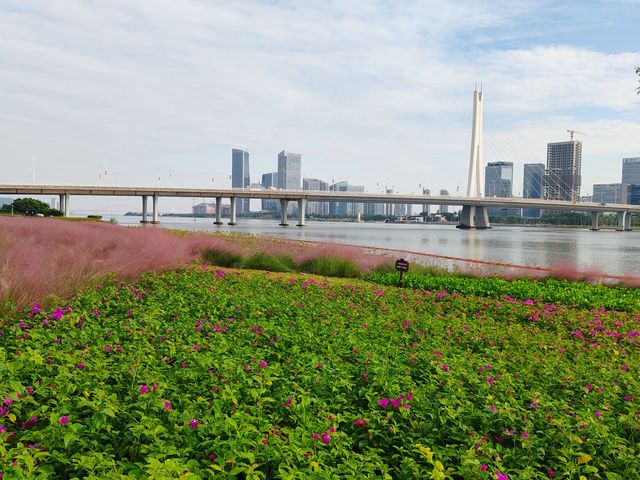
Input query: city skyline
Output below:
<box><xmin>0</xmin><ymin>2</ymin><xmax>639</xmax><ymax>212</ymax></box>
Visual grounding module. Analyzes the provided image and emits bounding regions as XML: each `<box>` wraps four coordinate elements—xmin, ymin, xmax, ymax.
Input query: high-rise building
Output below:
<box><xmin>328</xmin><ymin>181</ymin><xmax>364</xmax><ymax>216</ymax></box>
<box><xmin>277</xmin><ymin>151</ymin><xmax>302</xmax><ymax>190</ymax></box>
<box><xmin>232</xmin><ymin>148</ymin><xmax>250</xmax><ymax>214</ymax></box>
<box><xmin>544</xmin><ymin>141</ymin><xmax>582</xmax><ymax>202</ymax></box>
<box><xmin>522</xmin><ymin>163</ymin><xmax>544</xmax><ymax>218</ymax></box>
<box><xmin>421</xmin><ymin>188</ymin><xmax>431</xmax><ymax>216</ymax></box>
<box><xmin>260</xmin><ymin>172</ymin><xmax>279</xmax><ymax>212</ymax></box>
<box><xmin>439</xmin><ymin>189</ymin><xmax>449</xmax><ymax>214</ymax></box>
<box><xmin>627</xmin><ymin>184</ymin><xmax>640</xmax><ymax>205</ymax></box>
<box><xmin>303</xmin><ymin>178</ymin><xmax>329</xmax><ymax>215</ymax></box>
<box><xmin>621</xmin><ymin>157</ymin><xmax>640</xmax><ymax>203</ymax></box>
<box><xmin>593</xmin><ymin>183</ymin><xmax>622</xmax><ymax>204</ymax></box>
<box><xmin>485</xmin><ymin>162</ymin><xmax>518</xmax><ymax>216</ymax></box>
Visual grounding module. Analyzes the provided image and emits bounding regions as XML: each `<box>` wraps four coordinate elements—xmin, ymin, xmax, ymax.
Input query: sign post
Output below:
<box><xmin>395</xmin><ymin>258</ymin><xmax>409</xmax><ymax>286</ymax></box>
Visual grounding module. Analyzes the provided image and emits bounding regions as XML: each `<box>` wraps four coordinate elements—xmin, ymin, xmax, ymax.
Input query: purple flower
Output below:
<box><xmin>378</xmin><ymin>398</ymin><xmax>390</xmax><ymax>408</ymax></box>
<box><xmin>0</xmin><ymin>425</ymin><xmax>7</xmax><ymax>433</ymax></box>
<box><xmin>521</xmin><ymin>432</ymin><xmax>529</xmax><ymax>439</ymax></box>
<box><xmin>2</xmin><ymin>398</ymin><xmax>12</xmax><ymax>406</ymax></box>
<box><xmin>139</xmin><ymin>385</ymin><xmax>150</xmax><ymax>394</ymax></box>
<box><xmin>389</xmin><ymin>398</ymin><xmax>401</xmax><ymax>409</ymax></box>
<box><xmin>189</xmin><ymin>418</ymin><xmax>199</xmax><ymax>429</ymax></box>
<box><xmin>59</xmin><ymin>416</ymin><xmax>69</xmax><ymax>425</ymax></box>
<box><xmin>530</xmin><ymin>402</ymin><xmax>539</xmax><ymax>409</ymax></box>
<box><xmin>354</xmin><ymin>418</ymin><xmax>366</xmax><ymax>427</ymax></box>
<box><xmin>76</xmin><ymin>362</ymin><xmax>85</xmax><ymax>369</ymax></box>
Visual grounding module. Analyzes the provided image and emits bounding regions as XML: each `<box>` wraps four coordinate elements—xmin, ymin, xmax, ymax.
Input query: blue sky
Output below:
<box><xmin>0</xmin><ymin>0</ymin><xmax>639</xmax><ymax>212</ymax></box>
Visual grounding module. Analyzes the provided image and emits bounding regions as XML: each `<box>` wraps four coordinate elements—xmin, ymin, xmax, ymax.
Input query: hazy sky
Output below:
<box><xmin>1</xmin><ymin>0</ymin><xmax>639</xmax><ymax>212</ymax></box>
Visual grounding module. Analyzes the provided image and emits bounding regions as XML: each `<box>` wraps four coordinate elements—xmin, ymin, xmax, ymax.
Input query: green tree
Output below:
<box><xmin>2</xmin><ymin>197</ymin><xmax>55</xmax><ymax>216</ymax></box>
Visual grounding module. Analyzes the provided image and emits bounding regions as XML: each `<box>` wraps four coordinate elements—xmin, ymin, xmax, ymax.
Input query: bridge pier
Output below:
<box><xmin>279</xmin><ymin>199</ymin><xmax>289</xmax><ymax>226</ymax></box>
<box><xmin>228</xmin><ymin>197</ymin><xmax>237</xmax><ymax>225</ymax></box>
<box><xmin>457</xmin><ymin>205</ymin><xmax>490</xmax><ymax>229</ymax></box>
<box><xmin>151</xmin><ymin>194</ymin><xmax>159</xmax><ymax>224</ymax></box>
<box><xmin>214</xmin><ymin>197</ymin><xmax>223</xmax><ymax>225</ymax></box>
<box><xmin>63</xmin><ymin>194</ymin><xmax>70</xmax><ymax>218</ymax></box>
<box><xmin>616</xmin><ymin>211</ymin><xmax>630</xmax><ymax>231</ymax></box>
<box><xmin>59</xmin><ymin>194</ymin><xmax>65</xmax><ymax>216</ymax></box>
<box><xmin>590</xmin><ymin>211</ymin><xmax>599</xmax><ymax>231</ymax></box>
<box><xmin>296</xmin><ymin>198</ymin><xmax>306</xmax><ymax>226</ymax></box>
<box><xmin>140</xmin><ymin>196</ymin><xmax>149</xmax><ymax>224</ymax></box>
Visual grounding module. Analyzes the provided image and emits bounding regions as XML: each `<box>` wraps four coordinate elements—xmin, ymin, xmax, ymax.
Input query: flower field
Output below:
<box><xmin>1</xmin><ymin>267</ymin><xmax>639</xmax><ymax>479</ymax></box>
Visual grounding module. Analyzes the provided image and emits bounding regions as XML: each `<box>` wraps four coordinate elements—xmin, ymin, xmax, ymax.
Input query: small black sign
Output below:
<box><xmin>395</xmin><ymin>259</ymin><xmax>409</xmax><ymax>272</ymax></box>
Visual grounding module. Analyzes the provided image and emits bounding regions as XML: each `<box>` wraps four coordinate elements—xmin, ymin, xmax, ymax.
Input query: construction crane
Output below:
<box><xmin>567</xmin><ymin>129</ymin><xmax>587</xmax><ymax>141</ymax></box>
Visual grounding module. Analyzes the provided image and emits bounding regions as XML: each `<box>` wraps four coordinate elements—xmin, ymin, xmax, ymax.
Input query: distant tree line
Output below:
<box><xmin>0</xmin><ymin>198</ymin><xmax>63</xmax><ymax>217</ymax></box>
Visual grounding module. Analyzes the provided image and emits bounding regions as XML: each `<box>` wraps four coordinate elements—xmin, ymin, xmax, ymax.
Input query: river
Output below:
<box><xmin>91</xmin><ymin>214</ymin><xmax>640</xmax><ymax>277</ymax></box>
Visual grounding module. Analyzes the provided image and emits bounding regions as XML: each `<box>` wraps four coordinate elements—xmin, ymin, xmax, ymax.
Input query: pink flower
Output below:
<box><xmin>489</xmin><ymin>405</ymin><xmax>496</xmax><ymax>412</ymax></box>
<box><xmin>530</xmin><ymin>402</ymin><xmax>539</xmax><ymax>409</ymax></box>
<box><xmin>585</xmin><ymin>384</ymin><xmax>593</xmax><ymax>391</ymax></box>
<box><xmin>321</xmin><ymin>432</ymin><xmax>331</xmax><ymax>444</ymax></box>
<box><xmin>548</xmin><ymin>469</ymin><xmax>555</xmax><ymax>477</ymax></box>
<box><xmin>2</xmin><ymin>398</ymin><xmax>12</xmax><ymax>406</ymax></box>
<box><xmin>378</xmin><ymin>398</ymin><xmax>390</xmax><ymax>408</ymax></box>
<box><xmin>189</xmin><ymin>418</ymin><xmax>199</xmax><ymax>429</ymax></box>
<box><xmin>486</xmin><ymin>376</ymin><xmax>495</xmax><ymax>385</ymax></box>
<box><xmin>59</xmin><ymin>416</ymin><xmax>69</xmax><ymax>425</ymax></box>
<box><xmin>496</xmin><ymin>473</ymin><xmax>508</xmax><ymax>480</ymax></box>
<box><xmin>363</xmin><ymin>324</ymin><xmax>368</xmax><ymax>329</ymax></box>
<box><xmin>77</xmin><ymin>362</ymin><xmax>85</xmax><ymax>369</ymax></box>
<box><xmin>139</xmin><ymin>385</ymin><xmax>150</xmax><ymax>394</ymax></box>
<box><xmin>193</xmin><ymin>345</ymin><xmax>199</xmax><ymax>351</ymax></box>
<box><xmin>622</xmin><ymin>365</ymin><xmax>628</xmax><ymax>371</ymax></box>
<box><xmin>389</xmin><ymin>398</ymin><xmax>400</xmax><ymax>409</ymax></box>
<box><xmin>594</xmin><ymin>411</ymin><xmax>602</xmax><ymax>417</ymax></box>
<box><xmin>354</xmin><ymin>418</ymin><xmax>366</xmax><ymax>427</ymax></box>
<box><xmin>521</xmin><ymin>432</ymin><xmax>529</xmax><ymax>439</ymax></box>
<box><xmin>152</xmin><ymin>384</ymin><xmax>158</xmax><ymax>391</ymax></box>
<box><xmin>480</xmin><ymin>464</ymin><xmax>488</xmax><ymax>472</ymax></box>
<box><xmin>259</xmin><ymin>360</ymin><xmax>268</xmax><ymax>368</ymax></box>
<box><xmin>441</xmin><ymin>364</ymin><xmax>450</xmax><ymax>371</ymax></box>
<box><xmin>104</xmin><ymin>345</ymin><xmax>111</xmax><ymax>351</ymax></box>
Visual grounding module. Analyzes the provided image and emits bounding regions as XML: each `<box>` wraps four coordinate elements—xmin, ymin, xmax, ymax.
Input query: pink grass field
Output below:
<box><xmin>0</xmin><ymin>217</ymin><xmax>386</xmax><ymax>309</ymax></box>
<box><xmin>1</xmin><ymin>216</ymin><xmax>638</xmax><ymax>311</ymax></box>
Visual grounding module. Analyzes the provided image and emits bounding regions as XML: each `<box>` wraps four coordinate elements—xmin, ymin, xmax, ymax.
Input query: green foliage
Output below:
<box><xmin>241</xmin><ymin>253</ymin><xmax>295</xmax><ymax>272</ymax></box>
<box><xmin>298</xmin><ymin>256</ymin><xmax>361</xmax><ymax>277</ymax></box>
<box><xmin>365</xmin><ymin>271</ymin><xmax>640</xmax><ymax>311</ymax></box>
<box><xmin>1</xmin><ymin>269</ymin><xmax>639</xmax><ymax>478</ymax></box>
<box><xmin>0</xmin><ymin>198</ymin><xmax>60</xmax><ymax>216</ymax></box>
<box><xmin>201</xmin><ymin>248</ymin><xmax>243</xmax><ymax>268</ymax></box>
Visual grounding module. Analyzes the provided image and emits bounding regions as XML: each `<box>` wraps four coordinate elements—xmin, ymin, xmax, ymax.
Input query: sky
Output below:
<box><xmin>1</xmin><ymin>0</ymin><xmax>639</xmax><ymax>213</ymax></box>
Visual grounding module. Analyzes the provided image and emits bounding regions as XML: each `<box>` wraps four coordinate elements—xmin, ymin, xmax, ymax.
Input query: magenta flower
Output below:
<box><xmin>139</xmin><ymin>385</ymin><xmax>150</xmax><ymax>394</ymax></box>
<box><xmin>193</xmin><ymin>345</ymin><xmax>200</xmax><ymax>351</ymax></box>
<box><xmin>489</xmin><ymin>405</ymin><xmax>496</xmax><ymax>412</ymax></box>
<box><xmin>480</xmin><ymin>464</ymin><xmax>488</xmax><ymax>472</ymax></box>
<box><xmin>548</xmin><ymin>468</ymin><xmax>555</xmax><ymax>477</ymax></box>
<box><xmin>594</xmin><ymin>411</ymin><xmax>602</xmax><ymax>417</ymax></box>
<box><xmin>76</xmin><ymin>362</ymin><xmax>85</xmax><ymax>369</ymax></box>
<box><xmin>2</xmin><ymin>398</ymin><xmax>12</xmax><ymax>406</ymax></box>
<box><xmin>163</xmin><ymin>400</ymin><xmax>173</xmax><ymax>411</ymax></box>
<box><xmin>486</xmin><ymin>376</ymin><xmax>495</xmax><ymax>384</ymax></box>
<box><xmin>59</xmin><ymin>416</ymin><xmax>69</xmax><ymax>425</ymax></box>
<box><xmin>378</xmin><ymin>398</ymin><xmax>390</xmax><ymax>408</ymax></box>
<box><xmin>496</xmin><ymin>473</ymin><xmax>509</xmax><ymax>480</ymax></box>
<box><xmin>189</xmin><ymin>418</ymin><xmax>199</xmax><ymax>429</ymax></box>
<box><xmin>259</xmin><ymin>360</ymin><xmax>268</xmax><ymax>368</ymax></box>
<box><xmin>389</xmin><ymin>398</ymin><xmax>400</xmax><ymax>409</ymax></box>
<box><xmin>441</xmin><ymin>364</ymin><xmax>450</xmax><ymax>371</ymax></box>
<box><xmin>321</xmin><ymin>432</ymin><xmax>331</xmax><ymax>444</ymax></box>
<box><xmin>530</xmin><ymin>402</ymin><xmax>539</xmax><ymax>409</ymax></box>
<box><xmin>622</xmin><ymin>365</ymin><xmax>628</xmax><ymax>371</ymax></box>
<box><xmin>104</xmin><ymin>345</ymin><xmax>111</xmax><ymax>352</ymax></box>
<box><xmin>521</xmin><ymin>432</ymin><xmax>529</xmax><ymax>439</ymax></box>
<box><xmin>354</xmin><ymin>418</ymin><xmax>367</xmax><ymax>427</ymax></box>
<box><xmin>0</xmin><ymin>425</ymin><xmax>7</xmax><ymax>433</ymax></box>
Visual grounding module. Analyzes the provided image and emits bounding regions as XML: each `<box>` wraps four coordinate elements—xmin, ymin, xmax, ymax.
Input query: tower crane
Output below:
<box><xmin>566</xmin><ymin>129</ymin><xmax>587</xmax><ymax>141</ymax></box>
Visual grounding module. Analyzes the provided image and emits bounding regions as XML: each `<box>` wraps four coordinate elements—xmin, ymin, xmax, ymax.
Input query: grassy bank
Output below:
<box><xmin>1</xmin><ymin>267</ymin><xmax>639</xmax><ymax>478</ymax></box>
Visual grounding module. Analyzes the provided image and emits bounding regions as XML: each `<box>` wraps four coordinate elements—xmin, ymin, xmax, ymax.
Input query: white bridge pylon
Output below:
<box><xmin>467</xmin><ymin>87</ymin><xmax>484</xmax><ymax>198</ymax></box>
<box><xmin>458</xmin><ymin>86</ymin><xmax>490</xmax><ymax>229</ymax></box>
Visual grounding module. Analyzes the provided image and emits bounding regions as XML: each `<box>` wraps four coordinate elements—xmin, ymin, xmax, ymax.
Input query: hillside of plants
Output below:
<box><xmin>1</xmin><ymin>266</ymin><xmax>639</xmax><ymax>479</ymax></box>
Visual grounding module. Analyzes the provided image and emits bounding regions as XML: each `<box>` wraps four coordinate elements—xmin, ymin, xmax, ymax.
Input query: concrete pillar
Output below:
<box><xmin>457</xmin><ymin>205</ymin><xmax>490</xmax><ymax>230</ymax></box>
<box><xmin>297</xmin><ymin>198</ymin><xmax>307</xmax><ymax>226</ymax></box>
<box><xmin>228</xmin><ymin>197</ymin><xmax>237</xmax><ymax>225</ymax></box>
<box><xmin>280</xmin><ymin>199</ymin><xmax>289</xmax><ymax>226</ymax></box>
<box><xmin>141</xmin><ymin>196</ymin><xmax>149</xmax><ymax>224</ymax></box>
<box><xmin>63</xmin><ymin>194</ymin><xmax>70</xmax><ymax>218</ymax></box>
<box><xmin>625</xmin><ymin>212</ymin><xmax>632</xmax><ymax>231</ymax></box>
<box><xmin>214</xmin><ymin>197</ymin><xmax>223</xmax><ymax>225</ymax></box>
<box><xmin>590</xmin><ymin>211</ymin><xmax>599</xmax><ymax>231</ymax></box>
<box><xmin>616</xmin><ymin>211</ymin><xmax>627</xmax><ymax>231</ymax></box>
<box><xmin>59</xmin><ymin>194</ymin><xmax>65</xmax><ymax>216</ymax></box>
<box><xmin>151</xmin><ymin>194</ymin><xmax>159</xmax><ymax>224</ymax></box>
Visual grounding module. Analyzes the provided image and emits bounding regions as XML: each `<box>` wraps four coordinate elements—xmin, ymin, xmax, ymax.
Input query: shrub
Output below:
<box><xmin>241</xmin><ymin>252</ymin><xmax>294</xmax><ymax>272</ymax></box>
<box><xmin>201</xmin><ymin>248</ymin><xmax>242</xmax><ymax>268</ymax></box>
<box><xmin>299</xmin><ymin>256</ymin><xmax>361</xmax><ymax>277</ymax></box>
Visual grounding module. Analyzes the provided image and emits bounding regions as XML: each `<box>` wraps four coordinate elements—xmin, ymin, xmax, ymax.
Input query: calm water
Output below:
<box><xmin>96</xmin><ymin>214</ymin><xmax>640</xmax><ymax>277</ymax></box>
